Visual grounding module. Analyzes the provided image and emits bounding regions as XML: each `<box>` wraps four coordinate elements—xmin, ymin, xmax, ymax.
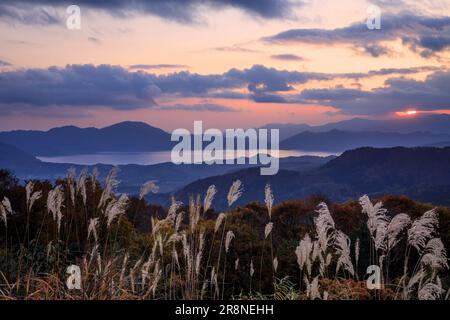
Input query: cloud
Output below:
<box><xmin>271</xmin><ymin>54</ymin><xmax>305</xmax><ymax>61</ymax></box>
<box><xmin>212</xmin><ymin>46</ymin><xmax>260</xmax><ymax>53</ymax></box>
<box><xmin>0</xmin><ymin>64</ymin><xmax>159</xmax><ymax>109</ymax></box>
<box><xmin>0</xmin><ymin>60</ymin><xmax>12</xmax><ymax>67</ymax></box>
<box><xmin>263</xmin><ymin>14</ymin><xmax>450</xmax><ymax>57</ymax></box>
<box><xmin>0</xmin><ymin>3</ymin><xmax>61</xmax><ymax>25</ymax></box>
<box><xmin>2</xmin><ymin>0</ymin><xmax>301</xmax><ymax>25</ymax></box>
<box><xmin>129</xmin><ymin>64</ymin><xmax>189</xmax><ymax>70</ymax></box>
<box><xmin>158</xmin><ymin>103</ymin><xmax>236</xmax><ymax>112</ymax></box>
<box><xmin>88</xmin><ymin>37</ymin><xmax>101</xmax><ymax>44</ymax></box>
<box><xmin>0</xmin><ymin>64</ymin><xmax>443</xmax><ymax>113</ymax></box>
<box><xmin>297</xmin><ymin>70</ymin><xmax>450</xmax><ymax>115</ymax></box>
<box><xmin>224</xmin><ymin>64</ymin><xmax>330</xmax><ymax>93</ymax></box>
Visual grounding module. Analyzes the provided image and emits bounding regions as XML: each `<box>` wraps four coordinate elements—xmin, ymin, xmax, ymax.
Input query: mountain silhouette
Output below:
<box><xmin>0</xmin><ymin>121</ymin><xmax>172</xmax><ymax>156</ymax></box>
<box><xmin>280</xmin><ymin>129</ymin><xmax>450</xmax><ymax>152</ymax></box>
<box><xmin>171</xmin><ymin>147</ymin><xmax>450</xmax><ymax>209</ymax></box>
<box><xmin>263</xmin><ymin>114</ymin><xmax>450</xmax><ymax>140</ymax></box>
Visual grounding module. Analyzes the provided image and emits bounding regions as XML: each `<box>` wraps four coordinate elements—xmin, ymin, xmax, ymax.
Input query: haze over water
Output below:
<box><xmin>37</xmin><ymin>150</ymin><xmax>337</xmax><ymax>166</ymax></box>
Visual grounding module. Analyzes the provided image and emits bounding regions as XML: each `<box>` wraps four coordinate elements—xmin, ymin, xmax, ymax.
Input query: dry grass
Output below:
<box><xmin>0</xmin><ymin>168</ymin><xmax>448</xmax><ymax>300</ymax></box>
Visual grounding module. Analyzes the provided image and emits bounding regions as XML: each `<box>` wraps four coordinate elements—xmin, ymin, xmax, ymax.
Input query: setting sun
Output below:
<box><xmin>397</xmin><ymin>110</ymin><xmax>419</xmax><ymax>116</ymax></box>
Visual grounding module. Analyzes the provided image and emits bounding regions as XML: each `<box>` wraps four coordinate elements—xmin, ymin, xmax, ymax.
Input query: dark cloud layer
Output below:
<box><xmin>0</xmin><ymin>64</ymin><xmax>159</xmax><ymax>108</ymax></box>
<box><xmin>271</xmin><ymin>54</ymin><xmax>305</xmax><ymax>61</ymax></box>
<box><xmin>298</xmin><ymin>70</ymin><xmax>450</xmax><ymax>115</ymax></box>
<box><xmin>264</xmin><ymin>14</ymin><xmax>450</xmax><ymax>57</ymax></box>
<box><xmin>159</xmin><ymin>103</ymin><xmax>235</xmax><ymax>112</ymax></box>
<box><xmin>129</xmin><ymin>64</ymin><xmax>189</xmax><ymax>70</ymax></box>
<box><xmin>0</xmin><ymin>64</ymin><xmax>445</xmax><ymax>115</ymax></box>
<box><xmin>0</xmin><ymin>3</ymin><xmax>61</xmax><ymax>25</ymax></box>
<box><xmin>1</xmin><ymin>0</ymin><xmax>300</xmax><ymax>25</ymax></box>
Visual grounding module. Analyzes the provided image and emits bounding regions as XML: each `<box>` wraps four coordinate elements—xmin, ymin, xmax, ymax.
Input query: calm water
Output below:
<box><xmin>37</xmin><ymin>150</ymin><xmax>335</xmax><ymax>166</ymax></box>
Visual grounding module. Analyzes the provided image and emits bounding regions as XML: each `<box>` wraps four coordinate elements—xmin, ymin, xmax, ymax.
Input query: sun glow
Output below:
<box><xmin>397</xmin><ymin>110</ymin><xmax>418</xmax><ymax>116</ymax></box>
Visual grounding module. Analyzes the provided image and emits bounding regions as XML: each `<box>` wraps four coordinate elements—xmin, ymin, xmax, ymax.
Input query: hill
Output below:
<box><xmin>0</xmin><ymin>121</ymin><xmax>172</xmax><ymax>156</ymax></box>
<box><xmin>280</xmin><ymin>130</ymin><xmax>450</xmax><ymax>152</ymax></box>
<box><xmin>262</xmin><ymin>114</ymin><xmax>450</xmax><ymax>140</ymax></box>
<box><xmin>171</xmin><ymin>147</ymin><xmax>450</xmax><ymax>209</ymax></box>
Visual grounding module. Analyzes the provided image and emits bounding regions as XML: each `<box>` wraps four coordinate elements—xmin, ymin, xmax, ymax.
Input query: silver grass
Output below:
<box><xmin>141</xmin><ymin>255</ymin><xmax>153</xmax><ymax>288</ymax></box>
<box><xmin>315</xmin><ymin>202</ymin><xmax>335</xmax><ymax>252</ymax></box>
<box><xmin>182</xmin><ymin>232</ymin><xmax>192</xmax><ymax>275</ymax></box>
<box><xmin>355</xmin><ymin>238</ymin><xmax>360</xmax><ymax>268</ymax></box>
<box><xmin>175</xmin><ymin>211</ymin><xmax>184</xmax><ymax>233</ymax></box>
<box><xmin>46</xmin><ymin>241</ymin><xmax>53</xmax><ymax>260</ymax></box>
<box><xmin>166</xmin><ymin>196</ymin><xmax>182</xmax><ymax>225</ymax></box>
<box><xmin>225</xmin><ymin>230</ymin><xmax>235</xmax><ymax>253</ymax></box>
<box><xmin>264</xmin><ymin>222</ymin><xmax>273</xmax><ymax>239</ymax></box>
<box><xmin>173</xmin><ymin>246</ymin><xmax>180</xmax><ymax>270</ymax></box>
<box><xmin>91</xmin><ymin>167</ymin><xmax>99</xmax><ymax>187</ymax></box>
<box><xmin>318</xmin><ymin>254</ymin><xmax>326</xmax><ymax>276</ymax></box>
<box><xmin>211</xmin><ymin>267</ymin><xmax>219</xmax><ymax>298</ymax></box>
<box><xmin>273</xmin><ymin>257</ymin><xmax>278</xmax><ymax>272</ymax></box>
<box><xmin>157</xmin><ymin>233</ymin><xmax>164</xmax><ymax>256</ymax></box>
<box><xmin>227</xmin><ymin>180</ymin><xmax>243</xmax><ymax>207</ymax></box>
<box><xmin>189</xmin><ymin>194</ymin><xmax>201</xmax><ymax>231</ymax></box>
<box><xmin>119</xmin><ymin>253</ymin><xmax>129</xmax><ymax>286</ymax></box>
<box><xmin>264</xmin><ymin>184</ymin><xmax>274</xmax><ymax>219</ymax></box>
<box><xmin>87</xmin><ymin>217</ymin><xmax>99</xmax><ymax>242</ymax></box>
<box><xmin>2</xmin><ymin>197</ymin><xmax>12</xmax><ymax>215</ymax></box>
<box><xmin>305</xmin><ymin>276</ymin><xmax>320</xmax><ymax>300</ymax></box>
<box><xmin>408</xmin><ymin>209</ymin><xmax>438</xmax><ymax>253</ymax></box>
<box><xmin>150</xmin><ymin>261</ymin><xmax>162</xmax><ymax>296</ymax></box>
<box><xmin>250</xmin><ymin>260</ymin><xmax>255</xmax><ymax>277</ymax></box>
<box><xmin>196</xmin><ymin>232</ymin><xmax>205</xmax><ymax>275</ymax></box>
<box><xmin>0</xmin><ymin>203</ymin><xmax>6</xmax><ymax>227</ymax></box>
<box><xmin>295</xmin><ymin>233</ymin><xmax>313</xmax><ymax>274</ymax></box>
<box><xmin>325</xmin><ymin>253</ymin><xmax>332</xmax><ymax>268</ymax></box>
<box><xmin>203</xmin><ymin>185</ymin><xmax>217</xmax><ymax>212</ymax></box>
<box><xmin>200</xmin><ymin>281</ymin><xmax>208</xmax><ymax>300</ymax></box>
<box><xmin>167</xmin><ymin>233</ymin><xmax>182</xmax><ymax>244</ymax></box>
<box><xmin>387</xmin><ymin>213</ymin><xmax>411</xmax><ymax>250</ymax></box>
<box><xmin>235</xmin><ymin>258</ymin><xmax>239</xmax><ymax>271</ymax></box>
<box><xmin>334</xmin><ymin>230</ymin><xmax>355</xmax><ymax>276</ymax></box>
<box><xmin>311</xmin><ymin>240</ymin><xmax>320</xmax><ymax>263</ymax></box>
<box><xmin>26</xmin><ymin>182</ymin><xmax>42</xmax><ymax>212</ymax></box>
<box><xmin>98</xmin><ymin>167</ymin><xmax>120</xmax><ymax>208</ymax></box>
<box><xmin>139</xmin><ymin>180</ymin><xmax>159</xmax><ymax>200</ymax></box>
<box><xmin>418</xmin><ymin>281</ymin><xmax>442</xmax><ymax>300</ymax></box>
<box><xmin>105</xmin><ymin>194</ymin><xmax>129</xmax><ymax>228</ymax></box>
<box><xmin>421</xmin><ymin>238</ymin><xmax>448</xmax><ymax>271</ymax></box>
<box><xmin>66</xmin><ymin>167</ymin><xmax>77</xmax><ymax>206</ymax></box>
<box><xmin>150</xmin><ymin>241</ymin><xmax>158</xmax><ymax>263</ymax></box>
<box><xmin>374</xmin><ymin>224</ymin><xmax>388</xmax><ymax>252</ymax></box>
<box><xmin>214</xmin><ymin>213</ymin><xmax>226</xmax><ymax>233</ymax></box>
<box><xmin>47</xmin><ymin>185</ymin><xmax>64</xmax><ymax>233</ymax></box>
<box><xmin>25</xmin><ymin>181</ymin><xmax>33</xmax><ymax>207</ymax></box>
<box><xmin>77</xmin><ymin>168</ymin><xmax>88</xmax><ymax>206</ymax></box>
<box><xmin>406</xmin><ymin>267</ymin><xmax>425</xmax><ymax>298</ymax></box>
<box><xmin>359</xmin><ymin>195</ymin><xmax>389</xmax><ymax>251</ymax></box>
<box><xmin>28</xmin><ymin>190</ymin><xmax>42</xmax><ymax>213</ymax></box>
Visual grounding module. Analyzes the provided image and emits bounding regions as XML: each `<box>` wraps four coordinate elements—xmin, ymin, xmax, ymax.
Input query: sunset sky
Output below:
<box><xmin>1</xmin><ymin>0</ymin><xmax>450</xmax><ymax>131</ymax></box>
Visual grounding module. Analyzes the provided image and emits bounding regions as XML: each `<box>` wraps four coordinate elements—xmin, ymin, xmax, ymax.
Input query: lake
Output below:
<box><xmin>37</xmin><ymin>150</ymin><xmax>336</xmax><ymax>166</ymax></box>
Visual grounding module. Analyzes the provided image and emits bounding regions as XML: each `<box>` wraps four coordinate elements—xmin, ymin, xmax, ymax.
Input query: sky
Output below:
<box><xmin>0</xmin><ymin>0</ymin><xmax>450</xmax><ymax>131</ymax></box>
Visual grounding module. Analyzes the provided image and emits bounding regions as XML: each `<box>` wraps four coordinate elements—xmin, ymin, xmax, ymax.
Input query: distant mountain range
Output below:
<box><xmin>280</xmin><ymin>130</ymin><xmax>450</xmax><ymax>152</ymax></box>
<box><xmin>0</xmin><ymin>121</ymin><xmax>172</xmax><ymax>156</ymax></box>
<box><xmin>0</xmin><ymin>141</ymin><xmax>332</xmax><ymax>194</ymax></box>
<box><xmin>2</xmin><ymin>140</ymin><xmax>450</xmax><ymax>208</ymax></box>
<box><xmin>170</xmin><ymin>147</ymin><xmax>450</xmax><ymax>209</ymax></box>
<box><xmin>263</xmin><ymin>114</ymin><xmax>450</xmax><ymax>140</ymax></box>
<box><xmin>2</xmin><ymin>114</ymin><xmax>450</xmax><ymax>156</ymax></box>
